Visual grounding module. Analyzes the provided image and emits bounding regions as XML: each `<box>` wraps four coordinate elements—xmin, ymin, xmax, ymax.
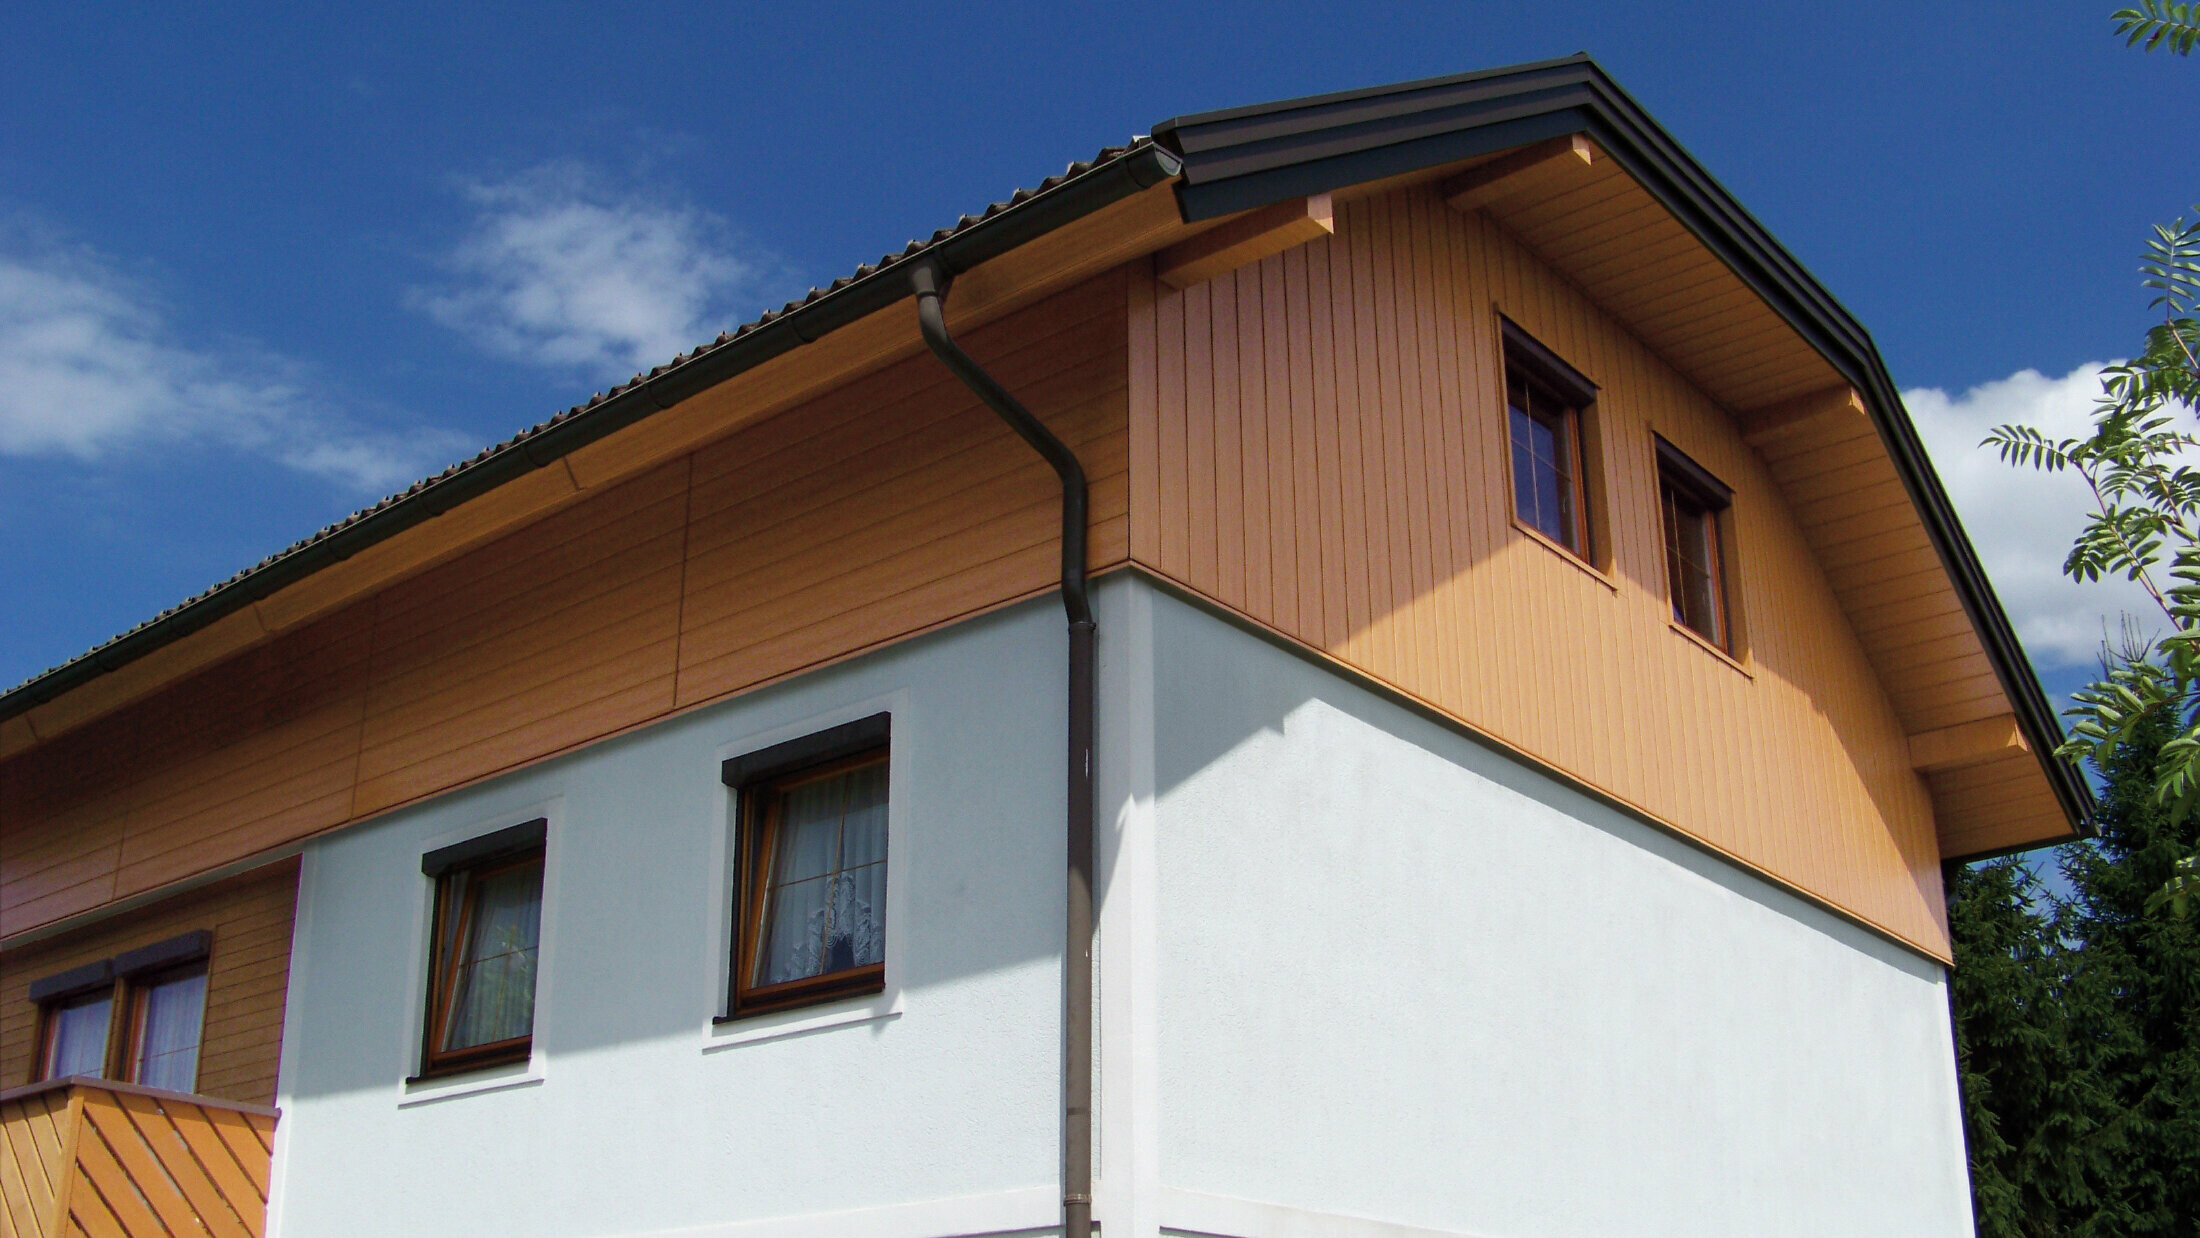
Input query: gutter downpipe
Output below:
<box><xmin>910</xmin><ymin>259</ymin><xmax>1097</xmax><ymax>1238</ymax></box>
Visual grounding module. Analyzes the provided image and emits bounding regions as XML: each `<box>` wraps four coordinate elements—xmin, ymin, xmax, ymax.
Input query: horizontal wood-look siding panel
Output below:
<box><xmin>676</xmin><ymin>273</ymin><xmax>1130</xmax><ymax>708</ymax></box>
<box><xmin>1131</xmin><ymin>185</ymin><xmax>1958</xmax><ymax>956</ymax></box>
<box><xmin>1</xmin><ymin>863</ymin><xmax>298</xmax><ymax>1106</ymax></box>
<box><xmin>0</xmin><ymin>271</ymin><xmax>1130</xmax><ymax>938</ymax></box>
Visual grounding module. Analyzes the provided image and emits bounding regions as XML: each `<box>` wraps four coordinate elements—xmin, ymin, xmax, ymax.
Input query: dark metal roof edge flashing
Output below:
<box><xmin>0</xmin><ymin>141</ymin><xmax>1180</xmax><ymax>730</ymax></box>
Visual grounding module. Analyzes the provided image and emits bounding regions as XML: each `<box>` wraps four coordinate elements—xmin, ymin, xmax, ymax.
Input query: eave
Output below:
<box><xmin>2</xmin><ymin>56</ymin><xmax>2089</xmax><ymax>860</ymax></box>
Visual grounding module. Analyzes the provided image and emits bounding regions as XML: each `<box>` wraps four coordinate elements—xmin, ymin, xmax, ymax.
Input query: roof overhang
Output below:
<box><xmin>2</xmin><ymin>55</ymin><xmax>2090</xmax><ymax>854</ymax></box>
<box><xmin>1155</xmin><ymin>54</ymin><xmax>2092</xmax><ymax>851</ymax></box>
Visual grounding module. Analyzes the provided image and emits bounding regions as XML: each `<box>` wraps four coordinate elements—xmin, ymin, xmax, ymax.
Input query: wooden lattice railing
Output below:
<box><xmin>0</xmin><ymin>1077</ymin><xmax>275</xmax><ymax>1237</ymax></box>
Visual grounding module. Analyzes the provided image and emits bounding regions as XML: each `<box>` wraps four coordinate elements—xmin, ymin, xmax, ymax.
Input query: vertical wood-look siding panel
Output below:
<box><xmin>1129</xmin><ymin>263</ymin><xmax>1162</xmax><ymax>567</ymax></box>
<box><xmin>4</xmin><ymin>269</ymin><xmax>1132</xmax><ymax>939</ymax></box>
<box><xmin>1422</xmin><ymin>191</ymin><xmax>1477</xmax><ymax>716</ymax></box>
<box><xmin>1320</xmin><ymin>229</ymin><xmax>1376</xmax><ymax>669</ymax></box>
<box><xmin>1263</xmin><ymin>259</ymin><xmax>1304</xmax><ymax>639</ymax></box>
<box><xmin>1370</xmin><ymin>203</ymin><xmax>1416</xmax><ymax>686</ymax></box>
<box><xmin>1185</xmin><ymin>285</ymin><xmax>1220</xmax><ymax>596</ymax></box>
<box><xmin>1211</xmin><ymin>277</ymin><xmax>1249</xmax><ymax>612</ymax></box>
<box><xmin>1285</xmin><ymin>246</ymin><xmax>1342</xmax><ymax>650</ymax></box>
<box><xmin>1452</xmin><ymin>213</ymin><xmax>1507</xmax><ymax>738</ymax></box>
<box><xmin>1134</xmin><ymin>184</ymin><xmax>1947</xmax><ymax>956</ymax></box>
<box><xmin>1155</xmin><ymin>272</ymin><xmax>1191</xmax><ymax>579</ymax></box>
<box><xmin>1240</xmin><ymin>267</ymin><xmax>1279</xmax><ymax>626</ymax></box>
<box><xmin>1396</xmin><ymin>192</ymin><xmax>1452</xmax><ymax>712</ymax></box>
<box><xmin>1</xmin><ymin>862</ymin><xmax>298</xmax><ymax>1105</ymax></box>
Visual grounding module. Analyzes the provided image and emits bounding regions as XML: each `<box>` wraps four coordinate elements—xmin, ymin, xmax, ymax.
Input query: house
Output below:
<box><xmin>0</xmin><ymin>55</ymin><xmax>2087</xmax><ymax>1237</ymax></box>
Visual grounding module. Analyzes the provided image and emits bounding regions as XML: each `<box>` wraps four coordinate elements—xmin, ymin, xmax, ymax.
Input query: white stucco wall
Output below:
<box><xmin>269</xmin><ymin>576</ymin><xmax>1973</xmax><ymax>1237</ymax></box>
<box><xmin>1136</xmin><ymin>584</ymin><xmax>1974</xmax><ymax>1238</ymax></box>
<box><xmin>270</xmin><ymin>602</ymin><xmax>1072</xmax><ymax>1238</ymax></box>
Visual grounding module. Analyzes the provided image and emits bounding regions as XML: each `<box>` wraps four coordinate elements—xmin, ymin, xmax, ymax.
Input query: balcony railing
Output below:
<box><xmin>0</xmin><ymin>1076</ymin><xmax>276</xmax><ymax>1238</ymax></box>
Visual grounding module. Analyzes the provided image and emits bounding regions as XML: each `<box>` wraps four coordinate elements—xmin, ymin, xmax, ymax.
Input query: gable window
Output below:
<box><xmin>1502</xmin><ymin>318</ymin><xmax>1600</xmax><ymax>560</ymax></box>
<box><xmin>418</xmin><ymin>820</ymin><xmax>546</xmax><ymax>1078</ymax></box>
<box><xmin>723</xmin><ymin>713</ymin><xmax>891</xmax><ymax>1019</ymax></box>
<box><xmin>30</xmin><ymin>931</ymin><xmax>212</xmax><ymax>1089</ymax></box>
<box><xmin>1656</xmin><ymin>437</ymin><xmax>1735</xmax><ymax>650</ymax></box>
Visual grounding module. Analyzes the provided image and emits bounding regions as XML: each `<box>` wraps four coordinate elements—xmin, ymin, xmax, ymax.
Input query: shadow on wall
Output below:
<box><xmin>1136</xmin><ymin>582</ymin><xmax>1942</xmax><ymax>986</ymax></box>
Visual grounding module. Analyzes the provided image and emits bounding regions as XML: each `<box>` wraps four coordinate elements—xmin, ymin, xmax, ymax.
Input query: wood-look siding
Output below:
<box><xmin>1127</xmin><ymin>185</ymin><xmax>1951</xmax><ymax>956</ymax></box>
<box><xmin>1</xmin><ymin>862</ymin><xmax>298</xmax><ymax>1106</ymax></box>
<box><xmin>0</xmin><ymin>274</ymin><xmax>1129</xmax><ymax>938</ymax></box>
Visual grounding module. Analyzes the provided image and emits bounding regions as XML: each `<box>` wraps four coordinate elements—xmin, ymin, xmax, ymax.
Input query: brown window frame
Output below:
<box><xmin>27</xmin><ymin>931</ymin><xmax>212</xmax><ymax>1088</ymax></box>
<box><xmin>414</xmin><ymin>820</ymin><xmax>547</xmax><ymax>1081</ymax></box>
<box><xmin>1500</xmin><ymin>318</ymin><xmax>1601</xmax><ymax>563</ymax></box>
<box><xmin>720</xmin><ymin>713</ymin><xmax>891</xmax><ymax>1022</ymax></box>
<box><xmin>1655</xmin><ymin>436</ymin><xmax>1736</xmax><ymax>651</ymax></box>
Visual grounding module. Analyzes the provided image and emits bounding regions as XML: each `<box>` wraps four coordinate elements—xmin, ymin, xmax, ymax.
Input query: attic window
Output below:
<box><xmin>1502</xmin><ymin>318</ymin><xmax>1600</xmax><ymax>561</ymax></box>
<box><xmin>1656</xmin><ymin>436</ymin><xmax>1735</xmax><ymax>651</ymax></box>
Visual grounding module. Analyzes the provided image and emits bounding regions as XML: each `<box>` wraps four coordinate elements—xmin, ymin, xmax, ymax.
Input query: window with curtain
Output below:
<box><xmin>127</xmin><ymin>963</ymin><xmax>208</xmax><ymax>1092</ymax></box>
<box><xmin>723</xmin><ymin>713</ymin><xmax>891</xmax><ymax>1019</ymax></box>
<box><xmin>39</xmin><ymin>990</ymin><xmax>113</xmax><ymax>1080</ymax></box>
<box><xmin>418</xmin><ymin>824</ymin><xmax>545</xmax><ymax>1077</ymax></box>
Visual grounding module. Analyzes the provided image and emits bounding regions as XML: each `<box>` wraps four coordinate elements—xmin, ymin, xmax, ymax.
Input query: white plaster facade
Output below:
<box><xmin>269</xmin><ymin>577</ymin><xmax>1972</xmax><ymax>1237</ymax></box>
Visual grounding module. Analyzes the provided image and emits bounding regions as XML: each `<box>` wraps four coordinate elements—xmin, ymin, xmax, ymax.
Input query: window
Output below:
<box><xmin>126</xmin><ymin>963</ymin><xmax>208</xmax><ymax>1092</ymax></box>
<box><xmin>1656</xmin><ymin>436</ymin><xmax>1735</xmax><ymax>650</ymax></box>
<box><xmin>1502</xmin><ymin>318</ymin><xmax>1600</xmax><ymax>559</ymax></box>
<box><xmin>417</xmin><ymin>820</ymin><xmax>546</xmax><ymax>1078</ymax></box>
<box><xmin>723</xmin><ymin>713</ymin><xmax>891</xmax><ymax>1019</ymax></box>
<box><xmin>29</xmin><ymin>931</ymin><xmax>211</xmax><ymax>1089</ymax></box>
<box><xmin>39</xmin><ymin>989</ymin><xmax>113</xmax><ymax>1081</ymax></box>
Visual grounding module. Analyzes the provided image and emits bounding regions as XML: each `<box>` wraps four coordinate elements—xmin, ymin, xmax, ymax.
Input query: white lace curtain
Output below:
<box><xmin>757</xmin><ymin>761</ymin><xmax>887</xmax><ymax>986</ymax></box>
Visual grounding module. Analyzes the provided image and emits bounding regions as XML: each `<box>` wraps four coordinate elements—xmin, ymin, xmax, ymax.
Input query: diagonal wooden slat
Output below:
<box><xmin>200</xmin><ymin>1111</ymin><xmax>269</xmax><ymax>1199</ymax></box>
<box><xmin>112</xmin><ymin>1094</ymin><xmax>249</xmax><ymax>1238</ymax></box>
<box><xmin>63</xmin><ymin>1118</ymin><xmax>165</xmax><ymax>1238</ymax></box>
<box><xmin>63</xmin><ymin>1177</ymin><xmax>129</xmax><ymax>1238</ymax></box>
<box><xmin>162</xmin><ymin>1106</ymin><xmax>264</xmax><ymax>1222</ymax></box>
<box><xmin>81</xmin><ymin>1093</ymin><xmax>199</xmax><ymax>1237</ymax></box>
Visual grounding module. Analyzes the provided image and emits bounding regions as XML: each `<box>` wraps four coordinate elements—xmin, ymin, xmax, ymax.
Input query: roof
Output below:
<box><xmin>0</xmin><ymin>140</ymin><xmax>1179</xmax><ymax>721</ymax></box>
<box><xmin>0</xmin><ymin>54</ymin><xmax>2090</xmax><ymax>842</ymax></box>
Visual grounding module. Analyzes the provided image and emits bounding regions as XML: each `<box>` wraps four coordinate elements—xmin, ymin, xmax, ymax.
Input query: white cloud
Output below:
<box><xmin>0</xmin><ymin>229</ymin><xmax>466</xmax><ymax>493</ymax></box>
<box><xmin>415</xmin><ymin>164</ymin><xmax>762</xmax><ymax>379</ymax></box>
<box><xmin>1903</xmin><ymin>363</ymin><xmax>2191</xmax><ymax>670</ymax></box>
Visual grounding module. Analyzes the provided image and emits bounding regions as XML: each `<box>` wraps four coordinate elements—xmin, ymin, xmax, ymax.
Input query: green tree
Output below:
<box><xmin>1952</xmin><ymin>709</ymin><xmax>2200</xmax><ymax>1235</ymax></box>
<box><xmin>1951</xmin><ymin>856</ymin><xmax>2103</xmax><ymax>1234</ymax></box>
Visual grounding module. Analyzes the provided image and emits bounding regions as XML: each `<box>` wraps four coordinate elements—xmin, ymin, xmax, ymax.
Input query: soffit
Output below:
<box><xmin>1439</xmin><ymin>139</ymin><xmax>2070</xmax><ymax>855</ymax></box>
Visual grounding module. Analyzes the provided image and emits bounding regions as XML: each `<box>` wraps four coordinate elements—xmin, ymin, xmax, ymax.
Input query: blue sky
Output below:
<box><xmin>3</xmin><ymin>2</ymin><xmax>2195</xmax><ymax>704</ymax></box>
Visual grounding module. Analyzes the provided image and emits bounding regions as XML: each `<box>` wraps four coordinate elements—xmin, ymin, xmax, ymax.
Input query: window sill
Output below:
<box><xmin>1668</xmin><ymin>620</ymin><xmax>1753</xmax><ymax>678</ymax></box>
<box><xmin>1511</xmin><ymin>520</ymin><xmax>1618</xmax><ymax>592</ymax></box>
<box><xmin>397</xmin><ymin>1055</ymin><xmax>542</xmax><ymax>1108</ymax></box>
<box><xmin>704</xmin><ymin>984</ymin><xmax>902</xmax><ymax>1053</ymax></box>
